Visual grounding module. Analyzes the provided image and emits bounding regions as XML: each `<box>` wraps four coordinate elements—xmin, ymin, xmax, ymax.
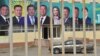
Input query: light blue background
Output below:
<box><xmin>2</xmin><ymin>1</ymin><xmax>100</xmax><ymax>24</ymax></box>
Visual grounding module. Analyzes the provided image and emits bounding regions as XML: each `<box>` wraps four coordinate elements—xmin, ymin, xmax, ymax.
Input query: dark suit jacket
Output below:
<box><xmin>71</xmin><ymin>17</ymin><xmax>83</xmax><ymax>27</ymax></box>
<box><xmin>13</xmin><ymin>16</ymin><xmax>24</xmax><ymax>26</ymax></box>
<box><xmin>41</xmin><ymin>16</ymin><xmax>50</xmax><ymax>39</ymax></box>
<box><xmin>64</xmin><ymin>17</ymin><xmax>72</xmax><ymax>26</ymax></box>
<box><xmin>42</xmin><ymin>16</ymin><xmax>50</xmax><ymax>25</ymax></box>
<box><xmin>77</xmin><ymin>18</ymin><xmax>82</xmax><ymax>25</ymax></box>
<box><xmin>0</xmin><ymin>15</ymin><xmax>9</xmax><ymax>25</ymax></box>
<box><xmin>27</xmin><ymin>15</ymin><xmax>38</xmax><ymax>26</ymax></box>
<box><xmin>85</xmin><ymin>17</ymin><xmax>91</xmax><ymax>26</ymax></box>
<box><xmin>0</xmin><ymin>15</ymin><xmax>9</xmax><ymax>35</ymax></box>
<box><xmin>76</xmin><ymin>18</ymin><xmax>82</xmax><ymax>27</ymax></box>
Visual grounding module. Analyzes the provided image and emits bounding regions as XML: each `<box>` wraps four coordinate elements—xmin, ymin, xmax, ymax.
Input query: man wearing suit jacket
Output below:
<box><xmin>40</xmin><ymin>5</ymin><xmax>50</xmax><ymax>39</ymax></box>
<box><xmin>27</xmin><ymin>4</ymin><xmax>37</xmax><ymax>26</ymax></box>
<box><xmin>13</xmin><ymin>5</ymin><xmax>24</xmax><ymax>26</ymax></box>
<box><xmin>64</xmin><ymin>7</ymin><xmax>72</xmax><ymax>27</ymax></box>
<box><xmin>74</xmin><ymin>7</ymin><xmax>82</xmax><ymax>28</ymax></box>
<box><xmin>82</xmin><ymin>7</ymin><xmax>91</xmax><ymax>27</ymax></box>
<box><xmin>0</xmin><ymin>5</ymin><xmax>9</xmax><ymax>35</ymax></box>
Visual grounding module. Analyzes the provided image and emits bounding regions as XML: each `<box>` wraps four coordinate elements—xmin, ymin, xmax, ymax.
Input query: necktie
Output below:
<box><xmin>65</xmin><ymin>18</ymin><xmax>67</xmax><ymax>23</ymax></box>
<box><xmin>18</xmin><ymin>17</ymin><xmax>20</xmax><ymax>22</ymax></box>
<box><xmin>41</xmin><ymin>18</ymin><xmax>43</xmax><ymax>24</ymax></box>
<box><xmin>31</xmin><ymin>16</ymin><xmax>35</xmax><ymax>25</ymax></box>
<box><xmin>6</xmin><ymin>18</ymin><xmax>9</xmax><ymax>24</ymax></box>
<box><xmin>75</xmin><ymin>19</ymin><xmax>78</xmax><ymax>24</ymax></box>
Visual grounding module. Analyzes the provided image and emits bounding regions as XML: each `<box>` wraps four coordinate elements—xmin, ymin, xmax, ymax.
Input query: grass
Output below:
<box><xmin>0</xmin><ymin>36</ymin><xmax>8</xmax><ymax>41</ymax></box>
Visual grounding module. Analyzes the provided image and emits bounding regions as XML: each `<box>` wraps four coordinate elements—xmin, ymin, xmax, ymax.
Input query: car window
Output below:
<box><xmin>65</xmin><ymin>40</ymin><xmax>82</xmax><ymax>45</ymax></box>
<box><xmin>65</xmin><ymin>40</ymin><xmax>73</xmax><ymax>45</ymax></box>
<box><xmin>76</xmin><ymin>40</ymin><xmax>82</xmax><ymax>44</ymax></box>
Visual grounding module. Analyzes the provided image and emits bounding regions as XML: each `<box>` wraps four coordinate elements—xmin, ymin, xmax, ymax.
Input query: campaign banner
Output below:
<box><xmin>0</xmin><ymin>0</ymin><xmax>100</xmax><ymax>24</ymax></box>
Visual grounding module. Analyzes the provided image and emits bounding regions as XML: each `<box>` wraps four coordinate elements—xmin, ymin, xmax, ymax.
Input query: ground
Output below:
<box><xmin>0</xmin><ymin>46</ymin><xmax>100</xmax><ymax>56</ymax></box>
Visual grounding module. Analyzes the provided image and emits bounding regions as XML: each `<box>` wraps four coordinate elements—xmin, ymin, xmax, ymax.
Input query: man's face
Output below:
<box><xmin>0</xmin><ymin>7</ymin><xmax>9</xmax><ymax>16</ymax></box>
<box><xmin>53</xmin><ymin>8</ymin><xmax>59</xmax><ymax>16</ymax></box>
<box><xmin>28</xmin><ymin>7</ymin><xmax>35</xmax><ymax>16</ymax></box>
<box><xmin>14</xmin><ymin>7</ymin><xmax>22</xmax><ymax>17</ymax></box>
<box><xmin>64</xmin><ymin>9</ymin><xmax>69</xmax><ymax>18</ymax></box>
<box><xmin>83</xmin><ymin>9</ymin><xmax>88</xmax><ymax>17</ymax></box>
<box><xmin>74</xmin><ymin>9</ymin><xmax>79</xmax><ymax>18</ymax></box>
<box><xmin>40</xmin><ymin>6</ymin><xmax>46</xmax><ymax>16</ymax></box>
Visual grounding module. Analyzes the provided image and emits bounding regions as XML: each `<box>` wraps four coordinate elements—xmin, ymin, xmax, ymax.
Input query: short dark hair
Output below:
<box><xmin>0</xmin><ymin>4</ymin><xmax>8</xmax><ymax>10</ymax></box>
<box><xmin>83</xmin><ymin>7</ymin><xmax>88</xmax><ymax>12</ymax></box>
<box><xmin>75</xmin><ymin>7</ymin><xmax>79</xmax><ymax>11</ymax></box>
<box><xmin>82</xmin><ymin>7</ymin><xmax>88</xmax><ymax>13</ymax></box>
<box><xmin>27</xmin><ymin>4</ymin><xmax>35</xmax><ymax>11</ymax></box>
<box><xmin>40</xmin><ymin>5</ymin><xmax>47</xmax><ymax>10</ymax></box>
<box><xmin>14</xmin><ymin>5</ymin><xmax>22</xmax><ymax>9</ymax></box>
<box><xmin>64</xmin><ymin>7</ymin><xmax>70</xmax><ymax>13</ymax></box>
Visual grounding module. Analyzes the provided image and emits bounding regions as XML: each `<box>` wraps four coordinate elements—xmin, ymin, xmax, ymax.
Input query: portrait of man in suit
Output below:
<box><xmin>74</xmin><ymin>7</ymin><xmax>82</xmax><ymax>28</ymax></box>
<box><xmin>64</xmin><ymin>7</ymin><xmax>72</xmax><ymax>26</ymax></box>
<box><xmin>82</xmin><ymin>7</ymin><xmax>91</xmax><ymax>27</ymax></box>
<box><xmin>0</xmin><ymin>4</ymin><xmax>9</xmax><ymax>35</ymax></box>
<box><xmin>27</xmin><ymin>4</ymin><xmax>37</xmax><ymax>27</ymax></box>
<box><xmin>13</xmin><ymin>5</ymin><xmax>24</xmax><ymax>27</ymax></box>
<box><xmin>40</xmin><ymin>5</ymin><xmax>50</xmax><ymax>39</ymax></box>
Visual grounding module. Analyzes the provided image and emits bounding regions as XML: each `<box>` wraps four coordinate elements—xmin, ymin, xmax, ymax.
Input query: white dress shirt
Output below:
<box><xmin>29</xmin><ymin>16</ymin><xmax>35</xmax><ymax>25</ymax></box>
<box><xmin>40</xmin><ymin>16</ymin><xmax>46</xmax><ymax>25</ymax></box>
<box><xmin>1</xmin><ymin>15</ymin><xmax>7</xmax><ymax>22</ymax></box>
<box><xmin>85</xmin><ymin>15</ymin><xmax>88</xmax><ymax>20</ymax></box>
<box><xmin>15</xmin><ymin>16</ymin><xmax>20</xmax><ymax>22</ymax></box>
<box><xmin>64</xmin><ymin>16</ymin><xmax>69</xmax><ymax>23</ymax></box>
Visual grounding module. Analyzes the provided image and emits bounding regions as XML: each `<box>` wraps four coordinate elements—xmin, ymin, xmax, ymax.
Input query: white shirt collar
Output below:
<box><xmin>29</xmin><ymin>15</ymin><xmax>35</xmax><ymax>20</ymax></box>
<box><xmin>1</xmin><ymin>15</ymin><xmax>6</xmax><ymax>21</ymax></box>
<box><xmin>85</xmin><ymin>15</ymin><xmax>88</xmax><ymax>19</ymax></box>
<box><xmin>29</xmin><ymin>15</ymin><xmax>34</xmax><ymax>18</ymax></box>
<box><xmin>15</xmin><ymin>16</ymin><xmax>20</xmax><ymax>22</ymax></box>
<box><xmin>40</xmin><ymin>16</ymin><xmax>46</xmax><ymax>24</ymax></box>
<box><xmin>40</xmin><ymin>16</ymin><xmax>46</xmax><ymax>19</ymax></box>
<box><xmin>65</xmin><ymin>16</ymin><xmax>69</xmax><ymax>22</ymax></box>
<box><xmin>29</xmin><ymin>15</ymin><xmax>35</xmax><ymax>25</ymax></box>
<box><xmin>15</xmin><ymin>16</ymin><xmax>19</xmax><ymax>19</ymax></box>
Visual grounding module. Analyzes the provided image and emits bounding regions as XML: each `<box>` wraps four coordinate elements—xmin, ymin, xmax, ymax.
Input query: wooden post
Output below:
<box><xmin>9</xmin><ymin>0</ymin><xmax>13</xmax><ymax>56</ymax></box>
<box><xmin>50</xmin><ymin>0</ymin><xmax>53</xmax><ymax>56</ymax></box>
<box><xmin>61</xmin><ymin>0</ymin><xmax>65</xmax><ymax>56</ymax></box>
<box><xmin>82</xmin><ymin>0</ymin><xmax>87</xmax><ymax>56</ymax></box>
<box><xmin>24</xmin><ymin>0</ymin><xmax>28</xmax><ymax>56</ymax></box>
<box><xmin>37</xmin><ymin>0</ymin><xmax>42</xmax><ymax>56</ymax></box>
<box><xmin>93</xmin><ymin>0</ymin><xmax>97</xmax><ymax>56</ymax></box>
<box><xmin>72</xmin><ymin>0</ymin><xmax>76</xmax><ymax>56</ymax></box>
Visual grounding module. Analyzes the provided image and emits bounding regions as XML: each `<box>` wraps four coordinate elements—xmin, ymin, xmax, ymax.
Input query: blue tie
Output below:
<box><xmin>31</xmin><ymin>16</ymin><xmax>35</xmax><ymax>25</ymax></box>
<box><xmin>18</xmin><ymin>17</ymin><xmax>20</xmax><ymax>23</ymax></box>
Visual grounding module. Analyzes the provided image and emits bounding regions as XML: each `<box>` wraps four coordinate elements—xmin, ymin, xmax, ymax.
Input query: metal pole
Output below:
<box><xmin>82</xmin><ymin>0</ymin><xmax>87</xmax><ymax>56</ymax></box>
<box><xmin>50</xmin><ymin>0</ymin><xmax>53</xmax><ymax>56</ymax></box>
<box><xmin>34</xmin><ymin>25</ymin><xmax>36</xmax><ymax>39</ymax></box>
<box><xmin>48</xmin><ymin>27</ymin><xmax>49</xmax><ymax>38</ymax></box>
<box><xmin>93</xmin><ymin>0</ymin><xmax>97</xmax><ymax>56</ymax></box>
<box><xmin>9</xmin><ymin>0</ymin><xmax>13</xmax><ymax>56</ymax></box>
<box><xmin>37</xmin><ymin>0</ymin><xmax>42</xmax><ymax>56</ymax></box>
<box><xmin>24</xmin><ymin>0</ymin><xmax>28</xmax><ymax>56</ymax></box>
<box><xmin>56</xmin><ymin>27</ymin><xmax>57</xmax><ymax>38</ymax></box>
<box><xmin>72</xmin><ymin>0</ymin><xmax>76</xmax><ymax>56</ymax></box>
<box><xmin>61</xmin><ymin>0</ymin><xmax>65</xmax><ymax>56</ymax></box>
